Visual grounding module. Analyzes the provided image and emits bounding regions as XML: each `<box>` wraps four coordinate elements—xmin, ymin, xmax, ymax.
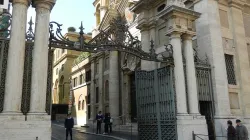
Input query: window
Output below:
<box><xmin>243</xmin><ymin>13</ymin><xmax>250</xmax><ymax>37</ymax></box>
<box><xmin>78</xmin><ymin>100</ymin><xmax>81</xmax><ymax>110</ymax></box>
<box><xmin>80</xmin><ymin>74</ymin><xmax>83</xmax><ymax>85</ymax></box>
<box><xmin>224</xmin><ymin>54</ymin><xmax>236</xmax><ymax>85</ymax></box>
<box><xmin>62</xmin><ymin>49</ymin><xmax>65</xmax><ymax>54</ymax></box>
<box><xmin>86</xmin><ymin>70</ymin><xmax>91</xmax><ymax>82</ymax></box>
<box><xmin>157</xmin><ymin>4</ymin><xmax>166</xmax><ymax>12</ymax></box>
<box><xmin>96</xmin><ymin>87</ymin><xmax>99</xmax><ymax>103</ymax></box>
<box><xmin>61</xmin><ymin>64</ymin><xmax>64</xmax><ymax>71</ymax></box>
<box><xmin>56</xmin><ymin>68</ymin><xmax>58</xmax><ymax>75</ymax></box>
<box><xmin>219</xmin><ymin>9</ymin><xmax>229</xmax><ymax>28</ymax></box>
<box><xmin>87</xmin><ymin>86</ymin><xmax>91</xmax><ymax>104</ymax></box>
<box><xmin>82</xmin><ymin>100</ymin><xmax>84</xmax><ymax>110</ymax></box>
<box><xmin>73</xmin><ymin>77</ymin><xmax>78</xmax><ymax>87</ymax></box>
<box><xmin>105</xmin><ymin>57</ymin><xmax>109</xmax><ymax>70</ymax></box>
<box><xmin>88</xmin><ymin>105</ymin><xmax>91</xmax><ymax>119</ymax></box>
<box><xmin>105</xmin><ymin>80</ymin><xmax>109</xmax><ymax>101</ymax></box>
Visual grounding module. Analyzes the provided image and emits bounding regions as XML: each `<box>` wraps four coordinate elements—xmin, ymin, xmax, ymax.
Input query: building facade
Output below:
<box><xmin>52</xmin><ymin>31</ymin><xmax>91</xmax><ymax>120</ymax></box>
<box><xmin>88</xmin><ymin>0</ymin><xmax>250</xmax><ymax>139</ymax></box>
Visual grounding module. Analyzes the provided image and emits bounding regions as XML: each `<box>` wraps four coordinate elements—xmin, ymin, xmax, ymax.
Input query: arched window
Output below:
<box><xmin>78</xmin><ymin>94</ymin><xmax>84</xmax><ymax>110</ymax></box>
<box><xmin>61</xmin><ymin>64</ymin><xmax>64</xmax><ymax>71</ymax></box>
<box><xmin>105</xmin><ymin>80</ymin><xmax>109</xmax><ymax>101</ymax></box>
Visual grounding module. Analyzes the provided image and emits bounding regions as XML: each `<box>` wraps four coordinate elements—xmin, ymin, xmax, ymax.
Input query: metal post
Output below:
<box><xmin>154</xmin><ymin>69</ymin><xmax>162</xmax><ymax>140</ymax></box>
<box><xmin>192</xmin><ymin>131</ymin><xmax>195</xmax><ymax>140</ymax></box>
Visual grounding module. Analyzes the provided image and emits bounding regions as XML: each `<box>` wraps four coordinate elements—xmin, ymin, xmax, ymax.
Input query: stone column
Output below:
<box><xmin>183</xmin><ymin>34</ymin><xmax>200</xmax><ymax>114</ymax></box>
<box><xmin>29</xmin><ymin>0</ymin><xmax>55</xmax><ymax>113</ymax></box>
<box><xmin>109</xmin><ymin>51</ymin><xmax>119</xmax><ymax>123</ymax></box>
<box><xmin>98</xmin><ymin>57</ymin><xmax>104</xmax><ymax>112</ymax></box>
<box><xmin>2</xmin><ymin>0</ymin><xmax>29</xmax><ymax>113</ymax></box>
<box><xmin>90</xmin><ymin>61</ymin><xmax>96</xmax><ymax>121</ymax></box>
<box><xmin>170</xmin><ymin>32</ymin><xmax>188</xmax><ymax>114</ymax></box>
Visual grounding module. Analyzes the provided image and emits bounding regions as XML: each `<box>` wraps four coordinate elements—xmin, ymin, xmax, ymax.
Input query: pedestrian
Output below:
<box><xmin>108</xmin><ymin>113</ymin><xmax>113</xmax><ymax>133</ymax></box>
<box><xmin>96</xmin><ymin>111</ymin><xmax>103</xmax><ymax>134</ymax></box>
<box><xmin>64</xmin><ymin>114</ymin><xmax>74</xmax><ymax>140</ymax></box>
<box><xmin>235</xmin><ymin>119</ymin><xmax>248</xmax><ymax>140</ymax></box>
<box><xmin>103</xmin><ymin>113</ymin><xmax>110</xmax><ymax>135</ymax></box>
<box><xmin>227</xmin><ymin>120</ymin><xmax>236</xmax><ymax>140</ymax></box>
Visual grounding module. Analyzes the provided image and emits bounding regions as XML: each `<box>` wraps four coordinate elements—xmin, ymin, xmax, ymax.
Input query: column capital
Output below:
<box><xmin>12</xmin><ymin>0</ymin><xmax>31</xmax><ymax>6</ymax></box>
<box><xmin>169</xmin><ymin>32</ymin><xmax>182</xmax><ymax>39</ymax></box>
<box><xmin>182</xmin><ymin>34</ymin><xmax>193</xmax><ymax>40</ymax></box>
<box><xmin>32</xmin><ymin>0</ymin><xmax>56</xmax><ymax>11</ymax></box>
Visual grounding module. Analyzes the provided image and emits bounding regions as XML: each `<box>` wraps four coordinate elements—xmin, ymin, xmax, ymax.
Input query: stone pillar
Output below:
<box><xmin>98</xmin><ymin>57</ymin><xmax>104</xmax><ymax>112</ymax></box>
<box><xmin>90</xmin><ymin>61</ymin><xmax>96</xmax><ymax>121</ymax></box>
<box><xmin>109</xmin><ymin>51</ymin><xmax>119</xmax><ymax>123</ymax></box>
<box><xmin>170</xmin><ymin>32</ymin><xmax>188</xmax><ymax>114</ymax></box>
<box><xmin>2</xmin><ymin>0</ymin><xmax>29</xmax><ymax>113</ymax></box>
<box><xmin>29</xmin><ymin>0</ymin><xmax>55</xmax><ymax>114</ymax></box>
<box><xmin>183</xmin><ymin>34</ymin><xmax>200</xmax><ymax>114</ymax></box>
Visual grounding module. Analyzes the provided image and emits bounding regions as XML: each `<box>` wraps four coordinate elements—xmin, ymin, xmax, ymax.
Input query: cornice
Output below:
<box><xmin>93</xmin><ymin>0</ymin><xmax>99</xmax><ymax>6</ymax></box>
<box><xmin>228</xmin><ymin>0</ymin><xmax>245</xmax><ymax>9</ymax></box>
<box><xmin>131</xmin><ymin>0</ymin><xmax>165</xmax><ymax>14</ymax></box>
<box><xmin>157</xmin><ymin>5</ymin><xmax>200</xmax><ymax>20</ymax></box>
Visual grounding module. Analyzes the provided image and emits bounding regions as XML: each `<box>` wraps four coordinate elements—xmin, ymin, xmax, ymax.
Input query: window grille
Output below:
<box><xmin>96</xmin><ymin>87</ymin><xmax>99</xmax><ymax>103</ymax></box>
<box><xmin>224</xmin><ymin>54</ymin><xmax>236</xmax><ymax>85</ymax></box>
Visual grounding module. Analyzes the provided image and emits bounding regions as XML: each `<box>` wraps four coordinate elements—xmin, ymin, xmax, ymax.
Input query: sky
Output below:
<box><xmin>26</xmin><ymin>0</ymin><xmax>95</xmax><ymax>34</ymax></box>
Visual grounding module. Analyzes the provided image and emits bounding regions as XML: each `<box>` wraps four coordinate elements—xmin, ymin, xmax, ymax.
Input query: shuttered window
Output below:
<box><xmin>219</xmin><ymin>9</ymin><xmax>229</xmax><ymax>28</ymax></box>
<box><xmin>243</xmin><ymin>13</ymin><xmax>250</xmax><ymax>37</ymax></box>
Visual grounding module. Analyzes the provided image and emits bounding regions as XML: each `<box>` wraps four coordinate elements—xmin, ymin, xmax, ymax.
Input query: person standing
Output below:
<box><xmin>64</xmin><ymin>114</ymin><xmax>74</xmax><ymax>140</ymax></box>
<box><xmin>96</xmin><ymin>111</ymin><xmax>103</xmax><ymax>134</ymax></box>
<box><xmin>108</xmin><ymin>113</ymin><xmax>113</xmax><ymax>133</ymax></box>
<box><xmin>227</xmin><ymin>120</ymin><xmax>236</xmax><ymax>140</ymax></box>
<box><xmin>235</xmin><ymin>119</ymin><xmax>248</xmax><ymax>140</ymax></box>
<box><xmin>103</xmin><ymin>113</ymin><xmax>110</xmax><ymax>135</ymax></box>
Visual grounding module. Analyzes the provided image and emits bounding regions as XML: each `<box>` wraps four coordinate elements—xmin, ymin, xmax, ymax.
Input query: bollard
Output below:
<box><xmin>36</xmin><ymin>137</ymin><xmax>38</xmax><ymax>140</ymax></box>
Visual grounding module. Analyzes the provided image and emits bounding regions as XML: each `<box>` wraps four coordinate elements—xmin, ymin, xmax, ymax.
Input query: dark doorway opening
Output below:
<box><xmin>130</xmin><ymin>73</ymin><xmax>137</xmax><ymax>122</ymax></box>
<box><xmin>199</xmin><ymin>101</ymin><xmax>216</xmax><ymax>140</ymax></box>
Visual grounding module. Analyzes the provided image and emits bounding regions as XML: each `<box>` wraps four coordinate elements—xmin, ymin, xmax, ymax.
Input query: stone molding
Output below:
<box><xmin>228</xmin><ymin>0</ymin><xmax>245</xmax><ymax>9</ymax></box>
<box><xmin>32</xmin><ymin>0</ymin><xmax>56</xmax><ymax>11</ymax></box>
<box><xmin>182</xmin><ymin>33</ymin><xmax>194</xmax><ymax>40</ymax></box>
<box><xmin>12</xmin><ymin>0</ymin><xmax>30</xmax><ymax>6</ymax></box>
<box><xmin>157</xmin><ymin>5</ymin><xmax>200</xmax><ymax>36</ymax></box>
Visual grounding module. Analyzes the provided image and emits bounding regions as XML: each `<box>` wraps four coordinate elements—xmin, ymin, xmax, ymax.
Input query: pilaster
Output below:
<box><xmin>98</xmin><ymin>58</ymin><xmax>104</xmax><ymax>113</ymax></box>
<box><xmin>109</xmin><ymin>51</ymin><xmax>119</xmax><ymax>124</ymax></box>
<box><xmin>90</xmin><ymin>61</ymin><xmax>96</xmax><ymax>121</ymax></box>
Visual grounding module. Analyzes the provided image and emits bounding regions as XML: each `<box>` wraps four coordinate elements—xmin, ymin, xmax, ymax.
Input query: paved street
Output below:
<box><xmin>52</xmin><ymin>123</ymin><xmax>115</xmax><ymax>140</ymax></box>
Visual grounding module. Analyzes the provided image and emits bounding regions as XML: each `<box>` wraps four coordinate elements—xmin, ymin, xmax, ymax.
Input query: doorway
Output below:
<box><xmin>199</xmin><ymin>101</ymin><xmax>216</xmax><ymax>140</ymax></box>
<box><xmin>130</xmin><ymin>73</ymin><xmax>137</xmax><ymax>122</ymax></box>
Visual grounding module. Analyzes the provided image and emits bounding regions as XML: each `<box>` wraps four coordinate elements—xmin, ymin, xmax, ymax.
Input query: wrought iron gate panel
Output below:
<box><xmin>21</xmin><ymin>43</ymin><xmax>33</xmax><ymax>115</ymax></box>
<box><xmin>46</xmin><ymin>48</ymin><xmax>54</xmax><ymax>114</ymax></box>
<box><xmin>0</xmin><ymin>39</ymin><xmax>9</xmax><ymax>112</ymax></box>
<box><xmin>196</xmin><ymin>66</ymin><xmax>213</xmax><ymax>102</ymax></box>
<box><xmin>135</xmin><ymin>66</ymin><xmax>176</xmax><ymax>140</ymax></box>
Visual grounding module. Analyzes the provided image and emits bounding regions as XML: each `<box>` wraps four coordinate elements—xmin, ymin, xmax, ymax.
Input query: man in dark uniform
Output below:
<box><xmin>64</xmin><ymin>114</ymin><xmax>74</xmax><ymax>140</ymax></box>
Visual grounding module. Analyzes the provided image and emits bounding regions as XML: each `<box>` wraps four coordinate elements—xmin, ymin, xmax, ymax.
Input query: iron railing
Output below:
<box><xmin>192</xmin><ymin>131</ymin><xmax>227</xmax><ymax>140</ymax></box>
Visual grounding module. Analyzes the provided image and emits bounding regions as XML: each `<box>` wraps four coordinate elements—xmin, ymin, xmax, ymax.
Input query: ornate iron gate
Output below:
<box><xmin>135</xmin><ymin>66</ymin><xmax>176</xmax><ymax>140</ymax></box>
<box><xmin>194</xmin><ymin>50</ymin><xmax>216</xmax><ymax>140</ymax></box>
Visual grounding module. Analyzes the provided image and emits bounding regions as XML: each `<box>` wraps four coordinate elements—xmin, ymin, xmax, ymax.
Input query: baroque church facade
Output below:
<box><xmin>87</xmin><ymin>0</ymin><xmax>250</xmax><ymax>139</ymax></box>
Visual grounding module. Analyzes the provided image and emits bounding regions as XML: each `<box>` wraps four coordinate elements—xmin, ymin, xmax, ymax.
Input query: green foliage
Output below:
<box><xmin>68</xmin><ymin>27</ymin><xmax>76</xmax><ymax>32</ymax></box>
<box><xmin>74</xmin><ymin>52</ymin><xmax>91</xmax><ymax>65</ymax></box>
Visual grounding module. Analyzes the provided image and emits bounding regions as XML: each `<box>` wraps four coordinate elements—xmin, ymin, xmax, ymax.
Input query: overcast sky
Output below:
<box><xmin>26</xmin><ymin>0</ymin><xmax>95</xmax><ymax>34</ymax></box>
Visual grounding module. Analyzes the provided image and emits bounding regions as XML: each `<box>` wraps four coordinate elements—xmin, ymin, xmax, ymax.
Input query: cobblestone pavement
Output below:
<box><xmin>52</xmin><ymin>123</ymin><xmax>115</xmax><ymax>140</ymax></box>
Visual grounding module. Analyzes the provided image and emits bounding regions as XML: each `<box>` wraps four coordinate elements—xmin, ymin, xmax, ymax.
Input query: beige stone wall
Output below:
<box><xmin>218</xmin><ymin>2</ymin><xmax>250</xmax><ymax>118</ymax></box>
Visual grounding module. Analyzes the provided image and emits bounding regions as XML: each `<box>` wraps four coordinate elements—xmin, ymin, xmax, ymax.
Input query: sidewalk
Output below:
<box><xmin>76</xmin><ymin>126</ymin><xmax>138</xmax><ymax>140</ymax></box>
<box><xmin>52</xmin><ymin>121</ymin><xmax>138</xmax><ymax>140</ymax></box>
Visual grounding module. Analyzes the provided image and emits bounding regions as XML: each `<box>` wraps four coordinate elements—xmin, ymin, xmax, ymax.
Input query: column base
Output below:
<box><xmin>0</xmin><ymin>113</ymin><xmax>51</xmax><ymax>140</ymax></box>
<box><xmin>176</xmin><ymin>114</ymin><xmax>208</xmax><ymax>140</ymax></box>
